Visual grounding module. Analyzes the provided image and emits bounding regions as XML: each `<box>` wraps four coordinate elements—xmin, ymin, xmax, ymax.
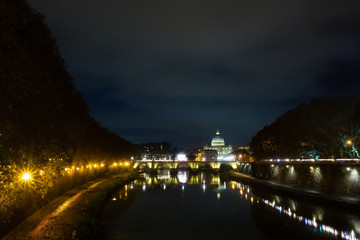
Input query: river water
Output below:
<box><xmin>96</xmin><ymin>170</ymin><xmax>360</xmax><ymax>240</ymax></box>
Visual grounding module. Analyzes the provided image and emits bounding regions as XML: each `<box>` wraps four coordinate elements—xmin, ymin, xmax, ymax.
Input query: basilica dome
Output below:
<box><xmin>211</xmin><ymin>130</ymin><xmax>225</xmax><ymax>147</ymax></box>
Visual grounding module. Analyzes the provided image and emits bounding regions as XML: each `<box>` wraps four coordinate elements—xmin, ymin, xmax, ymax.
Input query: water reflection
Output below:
<box><xmin>142</xmin><ymin>170</ymin><xmax>221</xmax><ymax>187</ymax></box>
<box><xmin>97</xmin><ymin>170</ymin><xmax>360</xmax><ymax>240</ymax></box>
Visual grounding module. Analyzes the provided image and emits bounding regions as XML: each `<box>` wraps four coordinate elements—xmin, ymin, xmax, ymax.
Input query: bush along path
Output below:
<box><xmin>2</xmin><ymin>173</ymin><xmax>136</xmax><ymax>240</ymax></box>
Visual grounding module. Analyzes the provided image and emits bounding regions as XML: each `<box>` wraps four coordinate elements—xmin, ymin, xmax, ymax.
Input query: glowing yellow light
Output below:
<box><xmin>125</xmin><ymin>162</ymin><xmax>129</xmax><ymax>166</ymax></box>
<box><xmin>21</xmin><ymin>172</ymin><xmax>32</xmax><ymax>181</ymax></box>
<box><xmin>94</xmin><ymin>164</ymin><xmax>97</xmax><ymax>168</ymax></box>
<box><xmin>65</xmin><ymin>168</ymin><xmax>69</xmax><ymax>171</ymax></box>
<box><xmin>101</xmin><ymin>163</ymin><xmax>104</xmax><ymax>167</ymax></box>
<box><xmin>76</xmin><ymin>167</ymin><xmax>80</xmax><ymax>171</ymax></box>
<box><xmin>347</xmin><ymin>140</ymin><xmax>352</xmax><ymax>145</ymax></box>
<box><xmin>113</xmin><ymin>163</ymin><xmax>117</xmax><ymax>166</ymax></box>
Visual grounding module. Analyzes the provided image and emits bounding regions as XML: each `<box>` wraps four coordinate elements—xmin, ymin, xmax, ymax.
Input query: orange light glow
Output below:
<box><xmin>21</xmin><ymin>172</ymin><xmax>32</xmax><ymax>181</ymax></box>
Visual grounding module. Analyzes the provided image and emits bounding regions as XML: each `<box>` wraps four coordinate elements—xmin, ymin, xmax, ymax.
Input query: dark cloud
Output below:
<box><xmin>317</xmin><ymin>58</ymin><xmax>360</xmax><ymax>95</ymax></box>
<box><xmin>28</xmin><ymin>0</ymin><xmax>360</xmax><ymax>149</ymax></box>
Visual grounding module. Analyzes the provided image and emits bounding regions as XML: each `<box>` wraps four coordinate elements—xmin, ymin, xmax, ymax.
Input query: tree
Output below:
<box><xmin>250</xmin><ymin>97</ymin><xmax>360</xmax><ymax>160</ymax></box>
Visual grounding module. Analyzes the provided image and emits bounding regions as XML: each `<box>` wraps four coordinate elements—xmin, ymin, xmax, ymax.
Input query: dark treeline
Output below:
<box><xmin>250</xmin><ymin>97</ymin><xmax>360</xmax><ymax>160</ymax></box>
<box><xmin>0</xmin><ymin>0</ymin><xmax>137</xmax><ymax>167</ymax></box>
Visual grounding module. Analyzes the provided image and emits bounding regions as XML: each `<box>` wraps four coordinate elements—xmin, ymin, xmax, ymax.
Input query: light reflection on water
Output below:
<box><xmin>96</xmin><ymin>170</ymin><xmax>360</xmax><ymax>240</ymax></box>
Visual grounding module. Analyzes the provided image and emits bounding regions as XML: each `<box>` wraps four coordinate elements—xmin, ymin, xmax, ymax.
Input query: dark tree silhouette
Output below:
<box><xmin>0</xmin><ymin>0</ymin><xmax>137</xmax><ymax>166</ymax></box>
<box><xmin>250</xmin><ymin>97</ymin><xmax>360</xmax><ymax>160</ymax></box>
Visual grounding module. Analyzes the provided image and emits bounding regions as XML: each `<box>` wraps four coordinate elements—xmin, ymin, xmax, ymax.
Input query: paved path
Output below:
<box><xmin>2</xmin><ymin>174</ymin><xmax>130</xmax><ymax>240</ymax></box>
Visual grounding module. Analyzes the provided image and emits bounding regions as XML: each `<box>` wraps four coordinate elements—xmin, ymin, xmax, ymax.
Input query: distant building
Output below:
<box><xmin>137</xmin><ymin>142</ymin><xmax>175</xmax><ymax>160</ymax></box>
<box><xmin>233</xmin><ymin>146</ymin><xmax>252</xmax><ymax>162</ymax></box>
<box><xmin>196</xmin><ymin>149</ymin><xmax>218</xmax><ymax>162</ymax></box>
<box><xmin>204</xmin><ymin>130</ymin><xmax>233</xmax><ymax>160</ymax></box>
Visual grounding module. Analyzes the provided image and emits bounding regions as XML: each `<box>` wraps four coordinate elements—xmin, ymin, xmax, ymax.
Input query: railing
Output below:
<box><xmin>261</xmin><ymin>158</ymin><xmax>360</xmax><ymax>162</ymax></box>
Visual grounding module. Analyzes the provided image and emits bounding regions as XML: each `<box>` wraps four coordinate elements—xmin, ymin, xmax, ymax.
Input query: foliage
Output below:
<box><xmin>250</xmin><ymin>97</ymin><xmax>360</xmax><ymax>160</ymax></box>
<box><xmin>0</xmin><ymin>0</ymin><xmax>138</xmax><ymax>229</ymax></box>
<box><xmin>0</xmin><ymin>165</ymin><xmax>20</xmax><ymax>221</ymax></box>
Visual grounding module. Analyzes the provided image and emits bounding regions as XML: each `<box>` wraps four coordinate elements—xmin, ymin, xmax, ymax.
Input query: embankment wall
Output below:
<box><xmin>237</xmin><ymin>161</ymin><xmax>360</xmax><ymax>195</ymax></box>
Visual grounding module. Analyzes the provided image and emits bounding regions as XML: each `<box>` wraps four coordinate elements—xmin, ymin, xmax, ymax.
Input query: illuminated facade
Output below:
<box><xmin>204</xmin><ymin>130</ymin><xmax>233</xmax><ymax>160</ymax></box>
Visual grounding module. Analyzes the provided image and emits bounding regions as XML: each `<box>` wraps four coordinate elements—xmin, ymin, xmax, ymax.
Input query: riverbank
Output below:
<box><xmin>227</xmin><ymin>171</ymin><xmax>360</xmax><ymax>211</ymax></box>
<box><xmin>2</xmin><ymin>173</ymin><xmax>137</xmax><ymax>240</ymax></box>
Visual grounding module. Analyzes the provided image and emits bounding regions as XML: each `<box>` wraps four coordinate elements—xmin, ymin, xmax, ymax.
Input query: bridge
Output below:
<box><xmin>132</xmin><ymin>159</ymin><xmax>238</xmax><ymax>171</ymax></box>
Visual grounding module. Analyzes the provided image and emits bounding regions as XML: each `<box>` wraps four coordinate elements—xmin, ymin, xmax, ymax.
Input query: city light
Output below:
<box><xmin>21</xmin><ymin>172</ymin><xmax>31</xmax><ymax>181</ymax></box>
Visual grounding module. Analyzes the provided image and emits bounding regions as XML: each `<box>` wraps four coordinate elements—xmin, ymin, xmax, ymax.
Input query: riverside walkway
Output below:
<box><xmin>2</xmin><ymin>174</ymin><xmax>133</xmax><ymax>240</ymax></box>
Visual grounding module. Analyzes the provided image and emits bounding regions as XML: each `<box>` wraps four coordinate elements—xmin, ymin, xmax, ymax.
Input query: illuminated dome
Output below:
<box><xmin>211</xmin><ymin>130</ymin><xmax>225</xmax><ymax>147</ymax></box>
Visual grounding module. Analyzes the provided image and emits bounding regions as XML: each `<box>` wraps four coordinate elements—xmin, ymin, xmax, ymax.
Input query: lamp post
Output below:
<box><xmin>346</xmin><ymin>139</ymin><xmax>355</xmax><ymax>158</ymax></box>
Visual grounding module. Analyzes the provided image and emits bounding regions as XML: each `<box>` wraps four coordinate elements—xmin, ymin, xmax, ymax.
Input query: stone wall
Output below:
<box><xmin>237</xmin><ymin>161</ymin><xmax>360</xmax><ymax>196</ymax></box>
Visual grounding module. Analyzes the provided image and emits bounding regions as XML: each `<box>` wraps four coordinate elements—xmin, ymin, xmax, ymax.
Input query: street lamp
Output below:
<box><xmin>19</xmin><ymin>170</ymin><xmax>35</xmax><ymax>188</ymax></box>
<box><xmin>346</xmin><ymin>139</ymin><xmax>356</xmax><ymax>158</ymax></box>
<box><xmin>21</xmin><ymin>172</ymin><xmax>32</xmax><ymax>181</ymax></box>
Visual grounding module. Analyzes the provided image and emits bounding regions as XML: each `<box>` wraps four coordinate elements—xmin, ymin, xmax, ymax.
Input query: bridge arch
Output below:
<box><xmin>219</xmin><ymin>163</ymin><xmax>235</xmax><ymax>171</ymax></box>
<box><xmin>156</xmin><ymin>162</ymin><xmax>172</xmax><ymax>170</ymax></box>
<box><xmin>177</xmin><ymin>162</ymin><xmax>191</xmax><ymax>170</ymax></box>
<box><xmin>135</xmin><ymin>163</ymin><xmax>150</xmax><ymax>171</ymax></box>
<box><xmin>199</xmin><ymin>162</ymin><xmax>213</xmax><ymax>170</ymax></box>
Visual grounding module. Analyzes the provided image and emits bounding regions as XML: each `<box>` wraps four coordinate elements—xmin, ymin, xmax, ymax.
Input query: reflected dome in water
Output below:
<box><xmin>177</xmin><ymin>171</ymin><xmax>187</xmax><ymax>184</ymax></box>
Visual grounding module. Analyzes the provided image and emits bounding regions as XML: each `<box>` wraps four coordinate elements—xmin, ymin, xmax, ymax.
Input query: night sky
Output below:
<box><xmin>28</xmin><ymin>0</ymin><xmax>360</xmax><ymax>149</ymax></box>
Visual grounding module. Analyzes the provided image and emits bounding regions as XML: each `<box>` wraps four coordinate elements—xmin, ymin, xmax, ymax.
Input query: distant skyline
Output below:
<box><xmin>28</xmin><ymin>0</ymin><xmax>360</xmax><ymax>149</ymax></box>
